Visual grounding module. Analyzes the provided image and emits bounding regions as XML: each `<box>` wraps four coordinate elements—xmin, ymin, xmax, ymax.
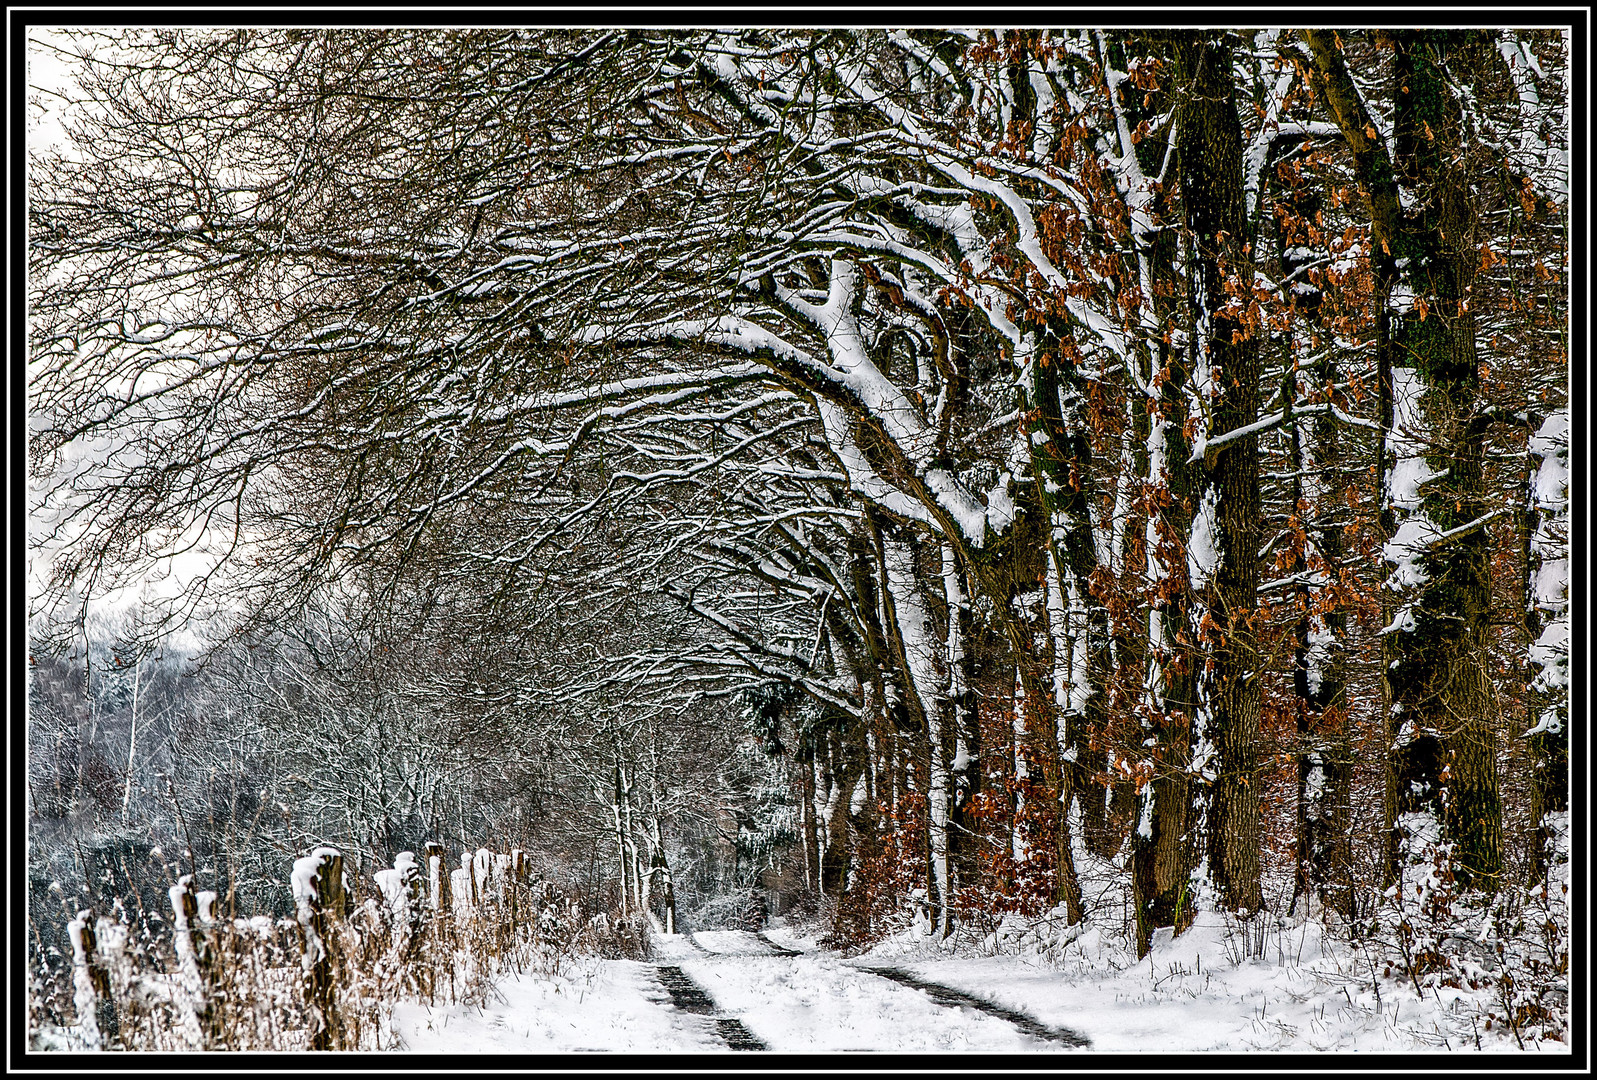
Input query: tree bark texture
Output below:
<box><xmin>1172</xmin><ymin>30</ymin><xmax>1265</xmax><ymax>915</ymax></box>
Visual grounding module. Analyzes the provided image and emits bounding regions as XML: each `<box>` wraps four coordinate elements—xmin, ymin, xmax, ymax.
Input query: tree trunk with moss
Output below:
<box><xmin>1129</xmin><ymin>283</ymin><xmax>1199</xmax><ymax>952</ymax></box>
<box><xmin>1117</xmin><ymin>32</ymin><xmax>1200</xmax><ymax>956</ymax></box>
<box><xmin>1305</xmin><ymin>29</ymin><xmax>1502</xmax><ymax>896</ymax></box>
<box><xmin>1171</xmin><ymin>30</ymin><xmax>1264</xmax><ymax>915</ymax></box>
<box><xmin>1027</xmin><ymin>326</ymin><xmax>1106</xmax><ymax>924</ymax></box>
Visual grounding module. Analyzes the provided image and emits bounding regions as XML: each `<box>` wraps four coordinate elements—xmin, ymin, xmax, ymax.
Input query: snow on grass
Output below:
<box><xmin>856</xmin><ymin>911</ymin><xmax>1561</xmax><ymax>1054</ymax></box>
<box><xmin>389</xmin><ymin>957</ymin><xmax>725</xmax><ymax>1054</ymax></box>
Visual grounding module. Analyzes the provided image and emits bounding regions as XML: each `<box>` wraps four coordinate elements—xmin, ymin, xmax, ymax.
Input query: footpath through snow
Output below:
<box><xmin>389</xmin><ymin>916</ymin><xmax>1563</xmax><ymax>1055</ymax></box>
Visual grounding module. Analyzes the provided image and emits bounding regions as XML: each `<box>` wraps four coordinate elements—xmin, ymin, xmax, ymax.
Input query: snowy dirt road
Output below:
<box><xmin>392</xmin><ymin>928</ymin><xmax>1088</xmax><ymax>1054</ymax></box>
<box><xmin>388</xmin><ymin>913</ymin><xmax>1557</xmax><ymax>1056</ymax></box>
<box><xmin>658</xmin><ymin>929</ymin><xmax>1088</xmax><ymax>1052</ymax></box>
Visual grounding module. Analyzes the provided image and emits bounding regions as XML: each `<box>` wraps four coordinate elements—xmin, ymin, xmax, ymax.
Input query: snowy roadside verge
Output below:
<box><xmin>389</xmin><ymin>956</ymin><xmax>724</xmax><ymax>1053</ymax></box>
<box><xmin>854</xmin><ymin>911</ymin><xmax>1565</xmax><ymax>1053</ymax></box>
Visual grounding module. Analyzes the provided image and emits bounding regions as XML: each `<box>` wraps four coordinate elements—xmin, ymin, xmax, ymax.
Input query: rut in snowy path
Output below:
<box><xmin>683</xmin><ymin>929</ymin><xmax>1085</xmax><ymax>1049</ymax></box>
<box><xmin>861</xmin><ymin>966</ymin><xmax>1092</xmax><ymax>1049</ymax></box>
<box><xmin>653</xmin><ymin>965</ymin><xmax>768</xmax><ymax>1051</ymax></box>
<box><xmin>685</xmin><ymin>929</ymin><xmax>802</xmax><ymax>958</ymax></box>
<box><xmin>754</xmin><ymin>931</ymin><xmax>803</xmax><ymax>957</ymax></box>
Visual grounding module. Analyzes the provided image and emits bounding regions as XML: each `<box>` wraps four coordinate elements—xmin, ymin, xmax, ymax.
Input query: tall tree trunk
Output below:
<box><xmin>881</xmin><ymin>530</ymin><xmax>954</xmax><ymax>936</ymax></box>
<box><xmin>612</xmin><ymin>763</ymin><xmax>631</xmax><ymax>917</ymax></box>
<box><xmin>1100</xmin><ymin>378</ymin><xmax>1147</xmax><ymax>860</ymax></box>
<box><xmin>940</xmin><ymin>542</ymin><xmax>982</xmax><ymax>906</ymax></box>
<box><xmin>818</xmin><ymin>723</ymin><xmax>866</xmax><ymax>897</ymax></box>
<box><xmin>1305</xmin><ymin>29</ymin><xmax>1502</xmax><ymax>895</ymax></box>
<box><xmin>798</xmin><ymin>739</ymin><xmax>819</xmax><ymax>894</ymax></box>
<box><xmin>1108</xmin><ymin>33</ymin><xmax>1201</xmax><ymax>952</ymax></box>
<box><xmin>1385</xmin><ymin>31</ymin><xmax>1502</xmax><ymax>895</ymax></box>
<box><xmin>1009</xmin><ymin>666</ymin><xmax>1031</xmax><ymax>879</ymax></box>
<box><xmin>1288</xmin><ymin>356</ymin><xmax>1356</xmax><ymax>921</ymax></box>
<box><xmin>1130</xmin><ymin>319</ymin><xmax>1198</xmax><ymax>952</ymax></box>
<box><xmin>1026</xmin><ymin>327</ymin><xmax>1101</xmax><ymax>924</ymax></box>
<box><xmin>1276</xmin><ymin>179</ymin><xmax>1356</xmax><ymax>921</ymax></box>
<box><xmin>1171</xmin><ymin>30</ymin><xmax>1265</xmax><ymax>916</ymax></box>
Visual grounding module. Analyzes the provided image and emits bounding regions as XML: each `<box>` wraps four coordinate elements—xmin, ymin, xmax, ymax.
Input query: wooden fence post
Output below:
<box><xmin>66</xmin><ymin>910</ymin><xmax>118</xmax><ymax>1050</ymax></box>
<box><xmin>292</xmin><ymin>847</ymin><xmax>344</xmax><ymax>1051</ymax></box>
<box><xmin>398</xmin><ymin>851</ymin><xmax>426</xmax><ymax>991</ymax></box>
<box><xmin>509</xmin><ymin>849</ymin><xmax>526</xmax><ymax>932</ymax></box>
<box><xmin>424</xmin><ymin>842</ymin><xmax>445</xmax><ymax>914</ymax></box>
<box><xmin>375</xmin><ymin>853</ymin><xmax>425</xmax><ymax>961</ymax></box>
<box><xmin>473</xmin><ymin>848</ymin><xmax>493</xmax><ymax>909</ymax></box>
<box><xmin>493</xmin><ymin>852</ymin><xmax>510</xmax><ymax>900</ymax></box>
<box><xmin>398</xmin><ymin>851</ymin><xmax>425</xmax><ymax>943</ymax></box>
<box><xmin>425</xmin><ymin>842</ymin><xmax>452</xmax><ymax>947</ymax></box>
<box><xmin>462</xmin><ymin>851</ymin><xmax>479</xmax><ymax>912</ymax></box>
<box><xmin>170</xmin><ymin>875</ymin><xmax>220</xmax><ymax>1049</ymax></box>
<box><xmin>490</xmin><ymin>851</ymin><xmax>513</xmax><ymax>951</ymax></box>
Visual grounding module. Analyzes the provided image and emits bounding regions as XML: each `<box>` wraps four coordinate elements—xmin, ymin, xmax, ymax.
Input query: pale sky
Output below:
<box><xmin>26</xmin><ymin>30</ymin><xmax>75</xmax><ymax>156</ymax></box>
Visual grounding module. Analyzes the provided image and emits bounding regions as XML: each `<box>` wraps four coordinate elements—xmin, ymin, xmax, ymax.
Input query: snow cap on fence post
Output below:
<box><xmin>474</xmin><ymin>848</ymin><xmax>494</xmax><ymax>902</ymax></box>
<box><xmin>291</xmin><ymin>848</ymin><xmax>343</xmax><ymax>914</ymax></box>
<box><xmin>461</xmin><ymin>851</ymin><xmax>479</xmax><ymax>908</ymax></box>
<box><xmin>67</xmin><ymin>910</ymin><xmax>115</xmax><ymax>1051</ymax></box>
<box><xmin>424</xmin><ymin>842</ymin><xmax>449</xmax><ymax>913</ymax></box>
<box><xmin>195</xmin><ymin>890</ymin><xmax>218</xmax><ymax>925</ymax></box>
<box><xmin>376</xmin><ymin>852</ymin><xmax>424</xmax><ymax>929</ymax></box>
<box><xmin>169</xmin><ymin>874</ymin><xmax>217</xmax><ymax>1049</ymax></box>
<box><xmin>395</xmin><ymin>850</ymin><xmax>423</xmax><ymax>896</ymax></box>
<box><xmin>291</xmin><ymin>846</ymin><xmax>344</xmax><ymax>1050</ymax></box>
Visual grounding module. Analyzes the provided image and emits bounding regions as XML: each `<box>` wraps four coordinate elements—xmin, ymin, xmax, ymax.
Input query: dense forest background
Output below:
<box><xmin>27</xmin><ymin>26</ymin><xmax>1569</xmax><ymax>1028</ymax></box>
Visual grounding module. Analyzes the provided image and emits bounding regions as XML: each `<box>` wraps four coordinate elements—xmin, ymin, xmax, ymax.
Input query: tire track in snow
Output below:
<box><xmin>860</xmin><ymin>966</ymin><xmax>1091</xmax><ymax>1049</ymax></box>
<box><xmin>679</xmin><ymin>930</ymin><xmax>1077</xmax><ymax>1049</ymax></box>
<box><xmin>711</xmin><ymin>1018</ymin><xmax>767</xmax><ymax>1050</ymax></box>
<box><xmin>754</xmin><ymin>931</ymin><xmax>803</xmax><ymax>956</ymax></box>
<box><xmin>653</xmin><ymin>965</ymin><xmax>768</xmax><ymax>1051</ymax></box>
<box><xmin>687</xmin><ymin>929</ymin><xmax>796</xmax><ymax>956</ymax></box>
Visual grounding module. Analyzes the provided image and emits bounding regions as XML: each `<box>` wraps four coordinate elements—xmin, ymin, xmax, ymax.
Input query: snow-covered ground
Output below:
<box><xmin>389</xmin><ymin>915</ymin><xmax>1566</xmax><ymax>1055</ymax></box>
<box><xmin>391</xmin><ymin>929</ymin><xmax>1040</xmax><ymax>1053</ymax></box>
<box><xmin>655</xmin><ymin>930</ymin><xmax>1042</xmax><ymax>1051</ymax></box>
<box><xmin>390</xmin><ymin>955</ymin><xmax>725</xmax><ymax>1053</ymax></box>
